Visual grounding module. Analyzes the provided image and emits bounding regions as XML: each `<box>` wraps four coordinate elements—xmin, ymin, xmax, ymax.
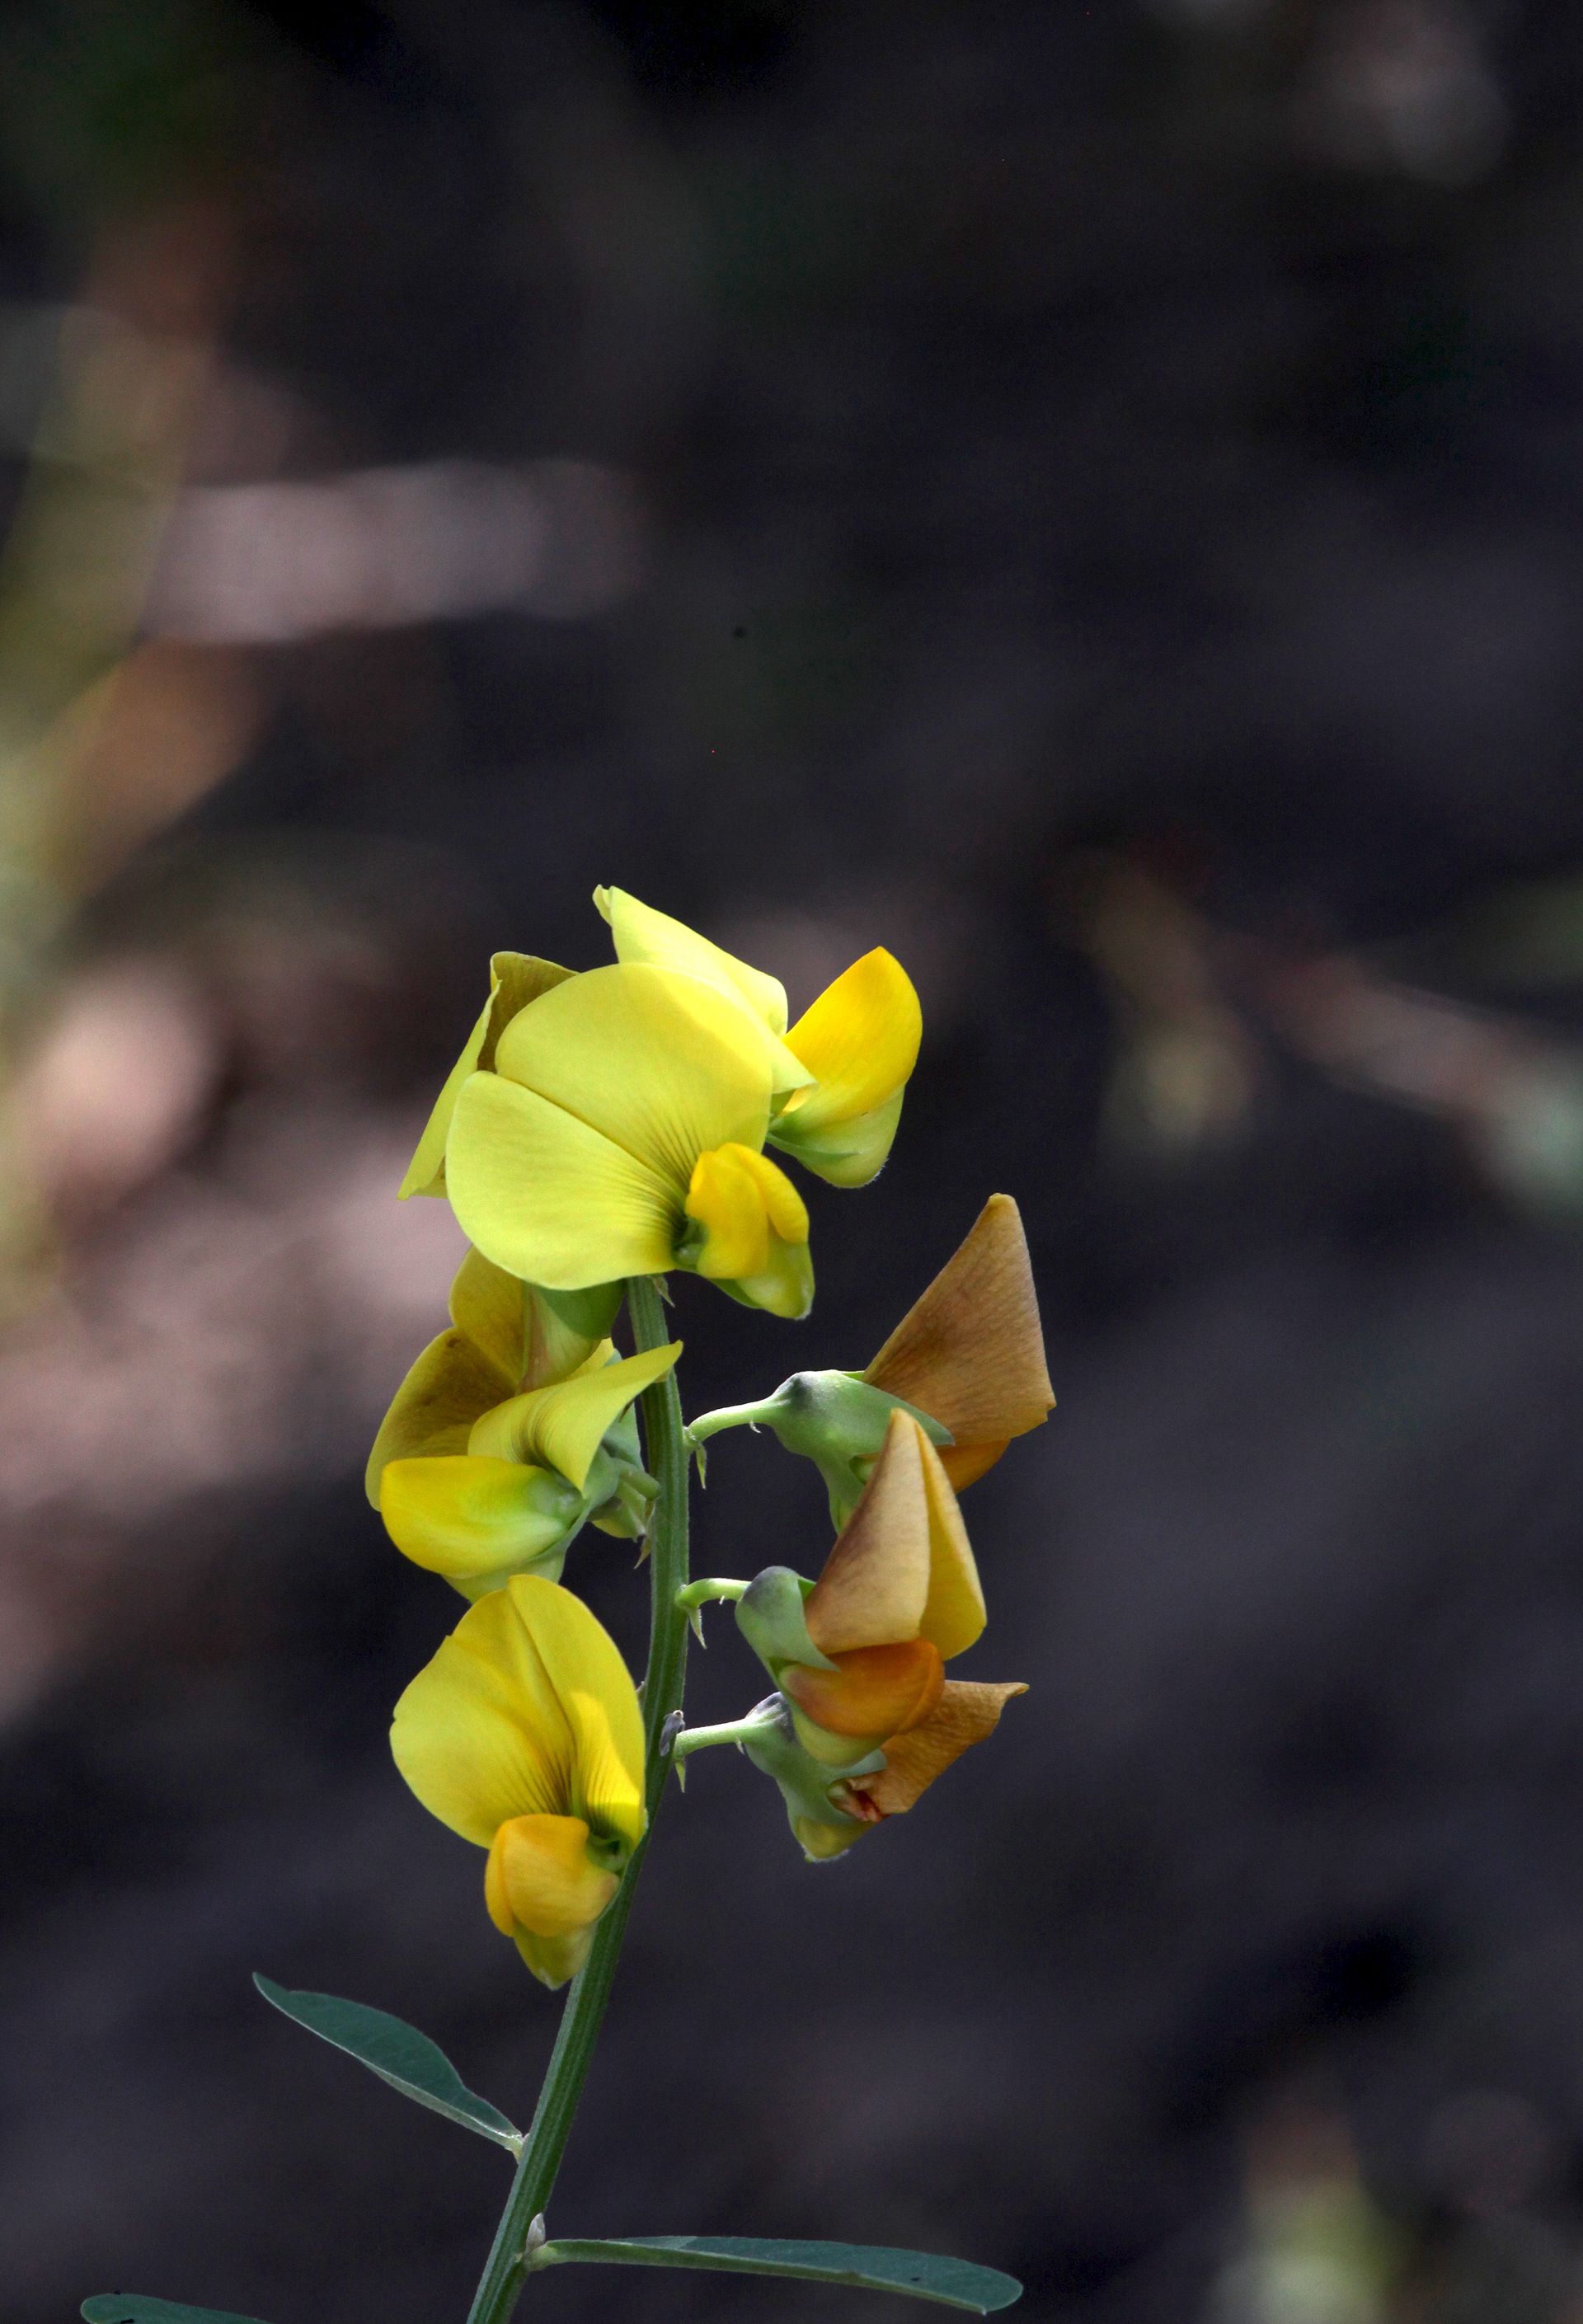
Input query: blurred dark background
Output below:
<box><xmin>7</xmin><ymin>2</ymin><xmax>1583</xmax><ymax>2319</ymax></box>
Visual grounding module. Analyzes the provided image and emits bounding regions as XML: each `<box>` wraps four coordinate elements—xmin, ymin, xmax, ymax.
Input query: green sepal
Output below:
<box><xmin>532</xmin><ymin>2237</ymin><xmax>1022</xmax><ymax>2312</ymax></box>
<box><xmin>82</xmin><ymin>2302</ymin><xmax>276</xmax><ymax>2324</ymax></box>
<box><xmin>740</xmin><ymin>1692</ymin><xmax>883</xmax><ymax>1848</ymax></box>
<box><xmin>538</xmin><ymin>1279</ymin><xmax>623</xmax><ymax>1342</ymax></box>
<box><xmin>692</xmin><ymin>1372</ymin><xmax>951</xmax><ymax>1523</ymax></box>
<box><xmin>735</xmin><ymin>1566</ymin><xmax>835</xmax><ymax>1676</ymax></box>
<box><xmin>251</xmin><ymin>1974</ymin><xmax>520</xmax><ymax>2149</ymax></box>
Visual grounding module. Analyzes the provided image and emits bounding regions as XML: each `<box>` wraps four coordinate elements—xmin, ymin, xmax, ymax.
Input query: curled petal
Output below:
<box><xmin>379</xmin><ymin>1454</ymin><xmax>584</xmax><ymax>1597</ymax></box>
<box><xmin>365</xmin><ymin>1330</ymin><xmax>516</xmax><ymax>1509</ymax></box>
<box><xmin>804</xmin><ymin>1411</ymin><xmax>984</xmax><ymax>1660</ymax></box>
<box><xmin>864</xmin><ymin>1195</ymin><xmax>1054</xmax><ymax>1483</ymax></box>
<box><xmin>685</xmin><ymin>1144</ymin><xmax>812</xmax><ymax>1318</ymax></box>
<box><xmin>485</xmin><ymin>1812</ymin><xmax>622</xmax><ymax>1987</ymax></box>
<box><xmin>468</xmin><ymin>1341</ymin><xmax>682</xmax><ymax>1491</ymax></box>
<box><xmin>400</xmin><ymin>953</ymin><xmax>571</xmax><ymax>1199</ymax></box>
<box><xmin>783</xmin><ymin>1639</ymin><xmax>945</xmax><ymax>1751</ymax></box>
<box><xmin>772</xmin><ymin>951</ymin><xmax>921</xmax><ymax>1186</ymax></box>
<box><xmin>836</xmin><ymin>1680</ymin><xmax>1027</xmax><ymax>1819</ymax></box>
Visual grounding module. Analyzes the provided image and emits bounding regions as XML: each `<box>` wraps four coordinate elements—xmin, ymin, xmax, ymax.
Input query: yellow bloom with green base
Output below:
<box><xmin>403</xmin><ymin>953</ymin><xmax>815</xmax><ymax>1318</ymax></box>
<box><xmin>367</xmin><ymin>1247</ymin><xmax>679</xmax><ymax>1599</ymax></box>
<box><xmin>392</xmin><ymin>1575</ymin><xmax>646</xmax><ymax>1988</ymax></box>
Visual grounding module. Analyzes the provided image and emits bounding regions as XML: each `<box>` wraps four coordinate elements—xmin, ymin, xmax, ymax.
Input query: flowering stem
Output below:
<box><xmin>461</xmin><ymin>1274</ymin><xmax>689</xmax><ymax>2324</ymax></box>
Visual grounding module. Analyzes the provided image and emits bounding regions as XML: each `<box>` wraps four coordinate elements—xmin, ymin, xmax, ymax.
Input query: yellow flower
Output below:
<box><xmin>688</xmin><ymin>1194</ymin><xmax>1054</xmax><ymax>1518</ymax></box>
<box><xmin>367</xmin><ymin>1247</ymin><xmax>679</xmax><ymax>1599</ymax></box>
<box><xmin>737</xmin><ymin>1411</ymin><xmax>1025</xmax><ymax>1858</ymax></box>
<box><xmin>596</xmin><ymin>886</ymin><xmax>923</xmax><ymax>1187</ymax></box>
<box><xmin>421</xmin><ymin>955</ymin><xmax>815</xmax><ymax>1318</ymax></box>
<box><xmin>391</xmin><ymin>1575</ymin><xmax>646</xmax><ymax>1988</ymax></box>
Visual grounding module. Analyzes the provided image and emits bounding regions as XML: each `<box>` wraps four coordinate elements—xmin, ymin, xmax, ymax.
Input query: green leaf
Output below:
<box><xmin>537</xmin><ymin>2237</ymin><xmax>1022</xmax><ymax>2312</ymax></box>
<box><xmin>251</xmin><ymin>1973</ymin><xmax>519</xmax><ymax>2149</ymax></box>
<box><xmin>82</xmin><ymin>2299</ymin><xmax>275</xmax><ymax>2324</ymax></box>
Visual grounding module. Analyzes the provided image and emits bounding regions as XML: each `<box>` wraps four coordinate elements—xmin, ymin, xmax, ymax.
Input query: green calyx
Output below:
<box><xmin>734</xmin><ymin>1566</ymin><xmax>836</xmax><ymax>1677</ymax></box>
<box><xmin>688</xmin><ymin>1372</ymin><xmax>951</xmax><ymax>1523</ymax></box>
<box><xmin>739</xmin><ymin>1693</ymin><xmax>885</xmax><ymax>1857</ymax></box>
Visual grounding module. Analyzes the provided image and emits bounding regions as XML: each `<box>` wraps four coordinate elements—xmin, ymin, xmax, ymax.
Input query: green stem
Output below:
<box><xmin>671</xmin><ymin>1704</ymin><xmax>783</xmax><ymax>1763</ymax></box>
<box><xmin>463</xmin><ymin>1275</ymin><xmax>689</xmax><ymax>2324</ymax></box>
<box><xmin>684</xmin><ymin>1397</ymin><xmax>782</xmax><ymax>1445</ymax></box>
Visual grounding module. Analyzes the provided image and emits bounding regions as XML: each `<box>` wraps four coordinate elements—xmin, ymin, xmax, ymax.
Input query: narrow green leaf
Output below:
<box><xmin>252</xmin><ymin>1973</ymin><xmax>519</xmax><ymax>2149</ymax></box>
<box><xmin>537</xmin><ymin>2236</ymin><xmax>1022</xmax><ymax>2312</ymax></box>
<box><xmin>82</xmin><ymin>2299</ymin><xmax>275</xmax><ymax>2324</ymax></box>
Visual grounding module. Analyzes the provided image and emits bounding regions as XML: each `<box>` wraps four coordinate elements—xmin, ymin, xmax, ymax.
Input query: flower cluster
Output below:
<box><xmin>372</xmin><ymin>889</ymin><xmax>1050</xmax><ymax>1984</ymax></box>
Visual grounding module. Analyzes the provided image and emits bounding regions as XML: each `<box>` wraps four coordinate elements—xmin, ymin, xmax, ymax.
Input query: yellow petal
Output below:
<box><xmin>508</xmin><ymin>1573</ymin><xmax>646</xmax><ymax>1852</ymax></box>
<box><xmin>773</xmin><ymin>950</ymin><xmax>921</xmax><ymax>1185</ymax></box>
<box><xmin>399</xmin><ymin>952</ymin><xmax>572</xmax><ymax>1199</ymax></box>
<box><xmin>379</xmin><ymin>1454</ymin><xmax>583</xmax><ymax>1595</ymax></box>
<box><xmin>915</xmin><ymin>1430</ymin><xmax>986</xmax><ymax>1660</ymax></box>
<box><xmin>485</xmin><ymin>1813</ymin><xmax>620</xmax><ymax>1937</ymax></box>
<box><xmin>836</xmin><ymin>1680</ymin><xmax>1027</xmax><ymax>1818</ymax></box>
<box><xmin>468</xmin><ymin>1342</ymin><xmax>681</xmax><ymax>1491</ymax></box>
<box><xmin>391</xmin><ymin>1577</ymin><xmax>645</xmax><ymax>1852</ymax></box>
<box><xmin>446</xmin><ymin>1070</ymin><xmax>678</xmax><ymax>1288</ymax></box>
<box><xmin>391</xmin><ymin>1585</ymin><xmax>576</xmax><ymax>1846</ymax></box>
<box><xmin>773</xmin><ymin>1088</ymin><xmax>905</xmax><ymax>1190</ymax></box>
<box><xmin>684</xmin><ymin>1143</ymin><xmax>803</xmax><ymax>1273</ymax></box>
<box><xmin>364</xmin><ymin>1328</ymin><xmax>515</xmax><ymax>1509</ymax></box>
<box><xmin>804</xmin><ymin>1409</ymin><xmax>932</xmax><ymax>1655</ymax></box>
<box><xmin>595</xmin><ymin>885</ymin><xmax>791</xmax><ymax>1035</ymax></box>
<box><xmin>447</xmin><ymin>1247</ymin><xmax>528</xmax><ymax>1383</ymax></box>
<box><xmin>492</xmin><ymin>963</ymin><xmax>773</xmax><ymax>1189</ymax></box>
<box><xmin>863</xmin><ymin>1195</ymin><xmax>1054</xmax><ymax>1475</ymax></box>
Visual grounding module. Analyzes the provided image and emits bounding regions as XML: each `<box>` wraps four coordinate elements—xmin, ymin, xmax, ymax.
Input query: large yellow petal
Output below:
<box><xmin>595</xmin><ymin>885</ymin><xmax>791</xmax><ymax>1035</ymax></box>
<box><xmin>773</xmin><ymin>951</ymin><xmax>921</xmax><ymax>1185</ymax></box>
<box><xmin>446</xmin><ymin>1071</ymin><xmax>678</xmax><ymax>1288</ymax></box>
<box><xmin>468</xmin><ymin>1342</ymin><xmax>681</xmax><ymax>1491</ymax></box>
<box><xmin>390</xmin><ymin>1585</ymin><xmax>576</xmax><ymax>1846</ymax></box>
<box><xmin>835</xmin><ymin>1680</ymin><xmax>1027</xmax><ymax>1819</ymax></box>
<box><xmin>915</xmin><ymin>1431</ymin><xmax>986</xmax><ymax>1660</ymax></box>
<box><xmin>804</xmin><ymin>1410</ymin><xmax>932</xmax><ymax>1655</ymax></box>
<box><xmin>399</xmin><ymin>952</ymin><xmax>572</xmax><ymax>1199</ymax></box>
<box><xmin>364</xmin><ymin>1328</ymin><xmax>515</xmax><ymax>1509</ymax></box>
<box><xmin>378</xmin><ymin>1454</ymin><xmax>583</xmax><ymax>1595</ymax></box>
<box><xmin>505</xmin><ymin>1575</ymin><xmax>646</xmax><ymax>1852</ymax></box>
<box><xmin>493</xmin><ymin>962</ymin><xmax>773</xmax><ymax>1193</ymax></box>
<box><xmin>863</xmin><ymin>1195</ymin><xmax>1054</xmax><ymax>1469</ymax></box>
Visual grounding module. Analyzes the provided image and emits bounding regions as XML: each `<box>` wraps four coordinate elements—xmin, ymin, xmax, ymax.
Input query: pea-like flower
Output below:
<box><xmin>367</xmin><ymin>1247</ymin><xmax>679</xmax><ymax>1599</ymax></box>
<box><xmin>391</xmin><ymin>1575</ymin><xmax>646</xmax><ymax>1988</ymax></box>
<box><xmin>596</xmin><ymin>887</ymin><xmax>923</xmax><ymax>1188</ymax></box>
<box><xmin>688</xmin><ymin>1194</ymin><xmax>1055</xmax><ymax>1519</ymax></box>
<box><xmin>403</xmin><ymin>949</ymin><xmax>817</xmax><ymax>1318</ymax></box>
<box><xmin>727</xmin><ymin>1410</ymin><xmax>1025</xmax><ymax>1858</ymax></box>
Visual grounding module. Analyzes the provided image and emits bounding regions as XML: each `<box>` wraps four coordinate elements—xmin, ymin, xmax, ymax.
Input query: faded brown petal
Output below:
<box><xmin>843</xmin><ymin>1678</ymin><xmax>1027</xmax><ymax>1818</ymax></box>
<box><xmin>864</xmin><ymin>1195</ymin><xmax>1053</xmax><ymax>1467</ymax></box>
<box><xmin>805</xmin><ymin>1409</ymin><xmax>931</xmax><ymax>1655</ymax></box>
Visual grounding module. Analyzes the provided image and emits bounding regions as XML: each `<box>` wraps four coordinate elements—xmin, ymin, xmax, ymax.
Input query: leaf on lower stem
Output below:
<box><xmin>251</xmin><ymin>1974</ymin><xmax>520</xmax><ymax>2149</ymax></box>
<box><xmin>82</xmin><ymin>2298</ymin><xmax>276</xmax><ymax>2324</ymax></box>
<box><xmin>534</xmin><ymin>2236</ymin><xmax>1022</xmax><ymax>2312</ymax></box>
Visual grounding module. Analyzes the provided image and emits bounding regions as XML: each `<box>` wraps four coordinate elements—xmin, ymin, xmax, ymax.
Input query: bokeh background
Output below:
<box><xmin>7</xmin><ymin>2</ymin><xmax>1583</xmax><ymax>2319</ymax></box>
